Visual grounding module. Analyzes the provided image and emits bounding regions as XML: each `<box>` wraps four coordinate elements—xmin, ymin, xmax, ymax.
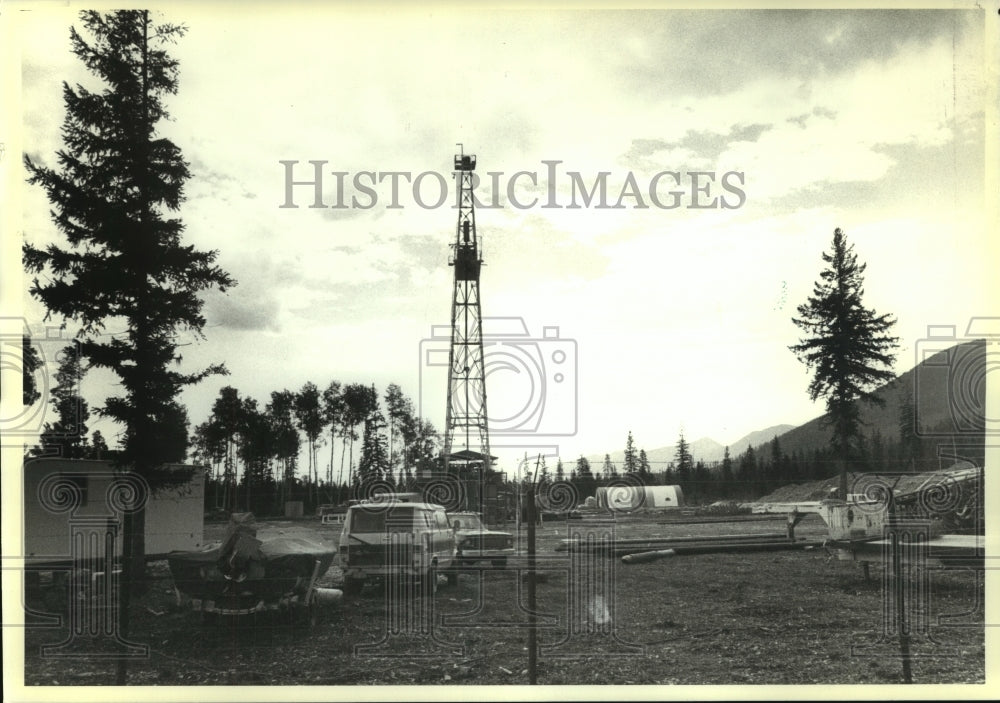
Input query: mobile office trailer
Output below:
<box><xmin>595</xmin><ymin>484</ymin><xmax>684</xmax><ymax>512</ymax></box>
<box><xmin>23</xmin><ymin>457</ymin><xmax>206</xmax><ymax>567</ymax></box>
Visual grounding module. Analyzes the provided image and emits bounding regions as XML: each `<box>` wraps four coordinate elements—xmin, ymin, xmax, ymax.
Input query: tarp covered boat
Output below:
<box><xmin>168</xmin><ymin>513</ymin><xmax>336</xmax><ymax>612</ymax></box>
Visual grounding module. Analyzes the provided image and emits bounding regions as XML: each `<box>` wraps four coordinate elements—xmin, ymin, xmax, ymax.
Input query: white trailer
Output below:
<box><xmin>23</xmin><ymin>457</ymin><xmax>206</xmax><ymax>566</ymax></box>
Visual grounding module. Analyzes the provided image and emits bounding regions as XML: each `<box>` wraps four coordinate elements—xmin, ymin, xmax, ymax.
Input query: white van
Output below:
<box><xmin>338</xmin><ymin>501</ymin><xmax>456</xmax><ymax>595</ymax></box>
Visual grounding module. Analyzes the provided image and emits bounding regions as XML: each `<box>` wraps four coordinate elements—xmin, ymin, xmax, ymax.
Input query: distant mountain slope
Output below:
<box><xmin>727</xmin><ymin>424</ymin><xmax>797</xmax><ymax>458</ymax></box>
<box><xmin>580</xmin><ymin>338</ymin><xmax>986</xmax><ymax>473</ymax></box>
<box><xmin>585</xmin><ymin>424</ymin><xmax>796</xmax><ymax>470</ymax></box>
<box><xmin>764</xmin><ymin>339</ymin><xmax>986</xmax><ymax>462</ymax></box>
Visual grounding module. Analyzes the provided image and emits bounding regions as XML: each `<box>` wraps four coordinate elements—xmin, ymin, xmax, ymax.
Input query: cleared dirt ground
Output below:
<box><xmin>22</xmin><ymin>513</ymin><xmax>985</xmax><ymax>686</ymax></box>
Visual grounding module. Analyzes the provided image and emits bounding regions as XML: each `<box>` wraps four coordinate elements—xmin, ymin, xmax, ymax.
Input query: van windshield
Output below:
<box><xmin>350</xmin><ymin>506</ymin><xmax>420</xmax><ymax>533</ymax></box>
<box><xmin>449</xmin><ymin>513</ymin><xmax>485</xmax><ymax>531</ymax></box>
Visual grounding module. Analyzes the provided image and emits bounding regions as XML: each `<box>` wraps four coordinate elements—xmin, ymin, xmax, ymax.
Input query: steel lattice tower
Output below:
<box><xmin>443</xmin><ymin>148</ymin><xmax>491</xmax><ymax>476</ymax></box>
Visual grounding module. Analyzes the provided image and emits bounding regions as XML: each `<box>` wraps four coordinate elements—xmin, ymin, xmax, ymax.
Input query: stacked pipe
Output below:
<box><xmin>555</xmin><ymin>532</ymin><xmax>824</xmax><ymax>563</ymax></box>
<box><xmin>653</xmin><ymin>515</ymin><xmax>787</xmax><ymax>525</ymax></box>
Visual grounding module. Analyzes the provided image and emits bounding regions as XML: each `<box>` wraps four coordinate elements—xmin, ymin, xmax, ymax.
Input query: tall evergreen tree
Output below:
<box><xmin>294</xmin><ymin>382</ymin><xmax>323</xmax><ymax>503</ymax></box>
<box><xmin>90</xmin><ymin>429</ymin><xmax>110</xmax><ymax>460</ymax></box>
<box><xmin>209</xmin><ymin>386</ymin><xmax>243</xmax><ymax>510</ymax></box>
<box><xmin>237</xmin><ymin>397</ymin><xmax>275</xmax><ymax>514</ymax></box>
<box><xmin>790</xmin><ymin>227</ymin><xmax>899</xmax><ymax>498</ymax></box>
<box><xmin>22</xmin><ymin>335</ymin><xmax>43</xmax><ymax>406</ymax></box>
<box><xmin>33</xmin><ymin>343</ymin><xmax>90</xmax><ymax>458</ymax></box>
<box><xmin>357</xmin><ymin>386</ymin><xmax>389</xmax><ymax>491</ymax></box>
<box><xmin>602</xmin><ymin>453</ymin><xmax>617</xmax><ymax>480</ymax></box>
<box><xmin>663</xmin><ymin>462</ymin><xmax>676</xmax><ymax>486</ymax></box>
<box><xmin>340</xmin><ymin>383</ymin><xmax>372</xmax><ymax>487</ymax></box>
<box><xmin>737</xmin><ymin>445</ymin><xmax>757</xmax><ymax>498</ymax></box>
<box><xmin>383</xmin><ymin>383</ymin><xmax>407</xmax><ymax>477</ymax></box>
<box><xmin>358</xmin><ymin>408</ymin><xmax>389</xmax><ymax>486</ymax></box>
<box><xmin>321</xmin><ymin>381</ymin><xmax>343</xmax><ymax>485</ymax></box>
<box><xmin>623</xmin><ymin>431</ymin><xmax>638</xmax><ymax>475</ymax></box>
<box><xmin>266</xmin><ymin>389</ymin><xmax>300</xmax><ymax>501</ymax></box>
<box><xmin>575</xmin><ymin>455</ymin><xmax>596</xmax><ymax>498</ymax></box>
<box><xmin>397</xmin><ymin>408</ymin><xmax>420</xmax><ymax>485</ymax></box>
<box><xmin>675</xmin><ymin>431</ymin><xmax>693</xmax><ymax>484</ymax></box>
<box><xmin>897</xmin><ymin>385</ymin><xmax>919</xmax><ymax>472</ymax></box>
<box><xmin>537</xmin><ymin>454</ymin><xmax>550</xmax><ymax>486</ymax></box>
<box><xmin>638</xmin><ymin>448</ymin><xmax>652</xmax><ymax>484</ymax></box>
<box><xmin>693</xmin><ymin>460</ymin><xmax>710</xmax><ymax>500</ymax></box>
<box><xmin>157</xmin><ymin>400</ymin><xmax>190</xmax><ymax>463</ymax></box>
<box><xmin>410</xmin><ymin>417</ymin><xmax>440</xmax><ymax>478</ymax></box>
<box><xmin>720</xmin><ymin>446</ymin><xmax>734</xmax><ymax>498</ymax></box>
<box><xmin>766</xmin><ymin>435</ymin><xmax>784</xmax><ymax>490</ymax></box>
<box><xmin>22</xmin><ymin>16</ymin><xmax>233</xmax><ymax>675</ymax></box>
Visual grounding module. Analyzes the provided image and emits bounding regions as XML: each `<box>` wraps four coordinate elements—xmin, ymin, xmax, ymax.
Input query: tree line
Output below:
<box><xmin>190</xmin><ymin>382</ymin><xmax>439</xmax><ymax>515</ymax></box>
<box><xmin>540</xmin><ymin>405</ymin><xmax>965</xmax><ymax>508</ymax></box>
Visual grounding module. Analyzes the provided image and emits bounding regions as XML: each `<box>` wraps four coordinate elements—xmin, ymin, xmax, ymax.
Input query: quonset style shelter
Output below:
<box><xmin>595</xmin><ymin>484</ymin><xmax>684</xmax><ymax>512</ymax></box>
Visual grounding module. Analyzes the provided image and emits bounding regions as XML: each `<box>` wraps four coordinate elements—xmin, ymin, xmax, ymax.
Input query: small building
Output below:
<box><xmin>318</xmin><ymin>504</ymin><xmax>348</xmax><ymax>525</ymax></box>
<box><xmin>595</xmin><ymin>484</ymin><xmax>684</xmax><ymax>512</ymax></box>
<box><xmin>23</xmin><ymin>457</ymin><xmax>206</xmax><ymax>567</ymax></box>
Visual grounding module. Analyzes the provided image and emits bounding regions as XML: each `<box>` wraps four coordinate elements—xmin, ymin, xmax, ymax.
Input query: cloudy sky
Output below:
<box><xmin>6</xmin><ymin>4</ymin><xmax>995</xmax><ymax>477</ymax></box>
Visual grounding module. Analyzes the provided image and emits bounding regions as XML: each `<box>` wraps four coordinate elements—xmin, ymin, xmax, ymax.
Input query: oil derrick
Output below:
<box><xmin>441</xmin><ymin>147</ymin><xmax>499</xmax><ymax>518</ymax></box>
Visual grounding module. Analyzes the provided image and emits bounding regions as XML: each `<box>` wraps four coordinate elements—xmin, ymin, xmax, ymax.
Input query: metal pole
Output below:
<box><xmin>526</xmin><ymin>481</ymin><xmax>537</xmax><ymax>685</ymax></box>
<box><xmin>887</xmin><ymin>491</ymin><xmax>913</xmax><ymax>684</ymax></box>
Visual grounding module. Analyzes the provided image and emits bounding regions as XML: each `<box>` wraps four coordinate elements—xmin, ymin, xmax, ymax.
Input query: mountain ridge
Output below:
<box><xmin>584</xmin><ymin>423</ymin><xmax>796</xmax><ymax>470</ymax></box>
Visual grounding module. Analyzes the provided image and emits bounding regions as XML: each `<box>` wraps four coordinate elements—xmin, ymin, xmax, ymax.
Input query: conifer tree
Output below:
<box><xmin>720</xmin><ymin>446</ymin><xmax>734</xmax><ymax>498</ymax></box>
<box><xmin>623</xmin><ymin>431</ymin><xmax>638</xmax><ymax>474</ymax></box>
<box><xmin>358</xmin><ymin>386</ymin><xmax>389</xmax><ymax>490</ymax></box>
<box><xmin>790</xmin><ymin>228</ymin><xmax>898</xmax><ymax>498</ymax></box>
<box><xmin>22</xmin><ymin>11</ymin><xmax>233</xmax><ymax>682</ymax></box>
<box><xmin>638</xmin><ymin>448</ymin><xmax>652</xmax><ymax>484</ymax></box>
<box><xmin>575</xmin><ymin>455</ymin><xmax>596</xmax><ymax>498</ymax></box>
<box><xmin>675</xmin><ymin>431</ymin><xmax>693</xmax><ymax>484</ymax></box>
<box><xmin>89</xmin><ymin>429</ymin><xmax>110</xmax><ymax>460</ymax></box>
<box><xmin>32</xmin><ymin>344</ymin><xmax>90</xmax><ymax>458</ymax></box>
